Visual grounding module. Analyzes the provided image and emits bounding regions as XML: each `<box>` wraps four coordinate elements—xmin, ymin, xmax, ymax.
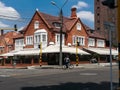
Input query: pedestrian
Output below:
<box><xmin>64</xmin><ymin>55</ymin><xmax>70</xmax><ymax>68</ymax></box>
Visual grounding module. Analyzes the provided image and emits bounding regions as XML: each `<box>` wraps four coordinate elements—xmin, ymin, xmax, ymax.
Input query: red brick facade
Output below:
<box><xmin>21</xmin><ymin>8</ymin><xmax>90</xmax><ymax>49</ymax></box>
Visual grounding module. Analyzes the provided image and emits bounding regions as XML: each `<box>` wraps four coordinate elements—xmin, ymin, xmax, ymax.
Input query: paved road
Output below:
<box><xmin>0</xmin><ymin>66</ymin><xmax>118</xmax><ymax>90</ymax></box>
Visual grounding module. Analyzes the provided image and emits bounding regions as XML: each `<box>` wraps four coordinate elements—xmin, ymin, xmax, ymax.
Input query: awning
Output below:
<box><xmin>43</xmin><ymin>45</ymin><xmax>90</xmax><ymax>55</ymax></box>
<box><xmin>14</xmin><ymin>48</ymin><xmax>40</xmax><ymax>56</ymax></box>
<box><xmin>5</xmin><ymin>45</ymin><xmax>90</xmax><ymax>56</ymax></box>
<box><xmin>84</xmin><ymin>48</ymin><xmax>118</xmax><ymax>55</ymax></box>
<box><xmin>0</xmin><ymin>50</ymin><xmax>18</xmax><ymax>56</ymax></box>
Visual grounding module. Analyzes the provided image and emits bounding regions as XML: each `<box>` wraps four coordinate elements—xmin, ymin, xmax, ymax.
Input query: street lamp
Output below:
<box><xmin>51</xmin><ymin>0</ymin><xmax>68</xmax><ymax>66</ymax></box>
<box><xmin>104</xmin><ymin>22</ymin><xmax>115</xmax><ymax>90</ymax></box>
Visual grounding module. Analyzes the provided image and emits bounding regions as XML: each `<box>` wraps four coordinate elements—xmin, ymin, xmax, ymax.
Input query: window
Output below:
<box><xmin>97</xmin><ymin>20</ymin><xmax>100</xmax><ymax>23</ymax></box>
<box><xmin>34</xmin><ymin>33</ymin><xmax>47</xmax><ymax>43</ymax></box>
<box><xmin>26</xmin><ymin>36</ymin><xmax>33</xmax><ymax>45</ymax></box>
<box><xmin>97</xmin><ymin>13</ymin><xmax>100</xmax><ymax>16</ymax></box>
<box><xmin>53</xmin><ymin>22</ymin><xmax>61</xmax><ymax>28</ymax></box>
<box><xmin>97</xmin><ymin>7</ymin><xmax>100</xmax><ymax>9</ymax></box>
<box><xmin>72</xmin><ymin>36</ymin><xmax>85</xmax><ymax>46</ymax></box>
<box><xmin>0</xmin><ymin>46</ymin><xmax>4</xmax><ymax>53</ymax></box>
<box><xmin>97</xmin><ymin>39</ymin><xmax>105</xmax><ymax>47</ymax></box>
<box><xmin>34</xmin><ymin>21</ymin><xmax>39</xmax><ymax>29</ymax></box>
<box><xmin>34</xmin><ymin>29</ymin><xmax>47</xmax><ymax>48</ymax></box>
<box><xmin>15</xmin><ymin>39</ymin><xmax>24</xmax><ymax>46</ymax></box>
<box><xmin>76</xmin><ymin>23</ymin><xmax>81</xmax><ymax>30</ymax></box>
<box><xmin>15</xmin><ymin>39</ymin><xmax>24</xmax><ymax>50</ymax></box>
<box><xmin>55</xmin><ymin>33</ymin><xmax>65</xmax><ymax>45</ymax></box>
<box><xmin>97</xmin><ymin>27</ymin><xmax>100</xmax><ymax>30</ymax></box>
<box><xmin>88</xmin><ymin>38</ymin><xmax>95</xmax><ymax>46</ymax></box>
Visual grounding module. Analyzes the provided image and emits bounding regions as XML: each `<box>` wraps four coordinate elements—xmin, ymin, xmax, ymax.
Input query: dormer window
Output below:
<box><xmin>34</xmin><ymin>21</ymin><xmax>39</xmax><ymax>29</ymax></box>
<box><xmin>53</xmin><ymin>22</ymin><xmax>61</xmax><ymax>28</ymax></box>
<box><xmin>76</xmin><ymin>23</ymin><xmax>81</xmax><ymax>30</ymax></box>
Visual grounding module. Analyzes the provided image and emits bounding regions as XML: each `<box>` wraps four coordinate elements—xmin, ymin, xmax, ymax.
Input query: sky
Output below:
<box><xmin>0</xmin><ymin>0</ymin><xmax>94</xmax><ymax>31</ymax></box>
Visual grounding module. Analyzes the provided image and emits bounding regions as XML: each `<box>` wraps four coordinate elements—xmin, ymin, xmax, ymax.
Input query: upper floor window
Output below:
<box><xmin>15</xmin><ymin>39</ymin><xmax>24</xmax><ymax>46</ymax></box>
<box><xmin>26</xmin><ymin>35</ymin><xmax>33</xmax><ymax>45</ymax></box>
<box><xmin>97</xmin><ymin>39</ymin><xmax>105</xmax><ymax>47</ymax></box>
<box><xmin>53</xmin><ymin>22</ymin><xmax>61</xmax><ymax>28</ymax></box>
<box><xmin>0</xmin><ymin>46</ymin><xmax>4</xmax><ymax>53</ymax></box>
<box><xmin>15</xmin><ymin>39</ymin><xmax>24</xmax><ymax>50</ymax></box>
<box><xmin>88</xmin><ymin>38</ymin><xmax>95</xmax><ymax>47</ymax></box>
<box><xmin>8</xmin><ymin>45</ymin><xmax>12</xmax><ymax>52</ymax></box>
<box><xmin>34</xmin><ymin>21</ymin><xmax>39</xmax><ymax>29</ymax></box>
<box><xmin>34</xmin><ymin>29</ymin><xmax>47</xmax><ymax>43</ymax></box>
<box><xmin>76</xmin><ymin>23</ymin><xmax>81</xmax><ymax>30</ymax></box>
<box><xmin>72</xmin><ymin>36</ymin><xmax>85</xmax><ymax>46</ymax></box>
<box><xmin>55</xmin><ymin>33</ymin><xmax>64</xmax><ymax>45</ymax></box>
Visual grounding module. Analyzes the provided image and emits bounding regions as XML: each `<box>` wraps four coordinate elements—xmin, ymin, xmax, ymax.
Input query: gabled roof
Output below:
<box><xmin>0</xmin><ymin>31</ymin><xmax>19</xmax><ymax>46</ymax></box>
<box><xmin>19</xmin><ymin>9</ymin><xmax>105</xmax><ymax>40</ymax></box>
<box><xmin>83</xmin><ymin>24</ymin><xmax>105</xmax><ymax>39</ymax></box>
<box><xmin>39</xmin><ymin>11</ymin><xmax>79</xmax><ymax>33</ymax></box>
<box><xmin>87</xmin><ymin>30</ymin><xmax>105</xmax><ymax>39</ymax></box>
<box><xmin>20</xmin><ymin>10</ymin><xmax>80</xmax><ymax>33</ymax></box>
<box><xmin>13</xmin><ymin>33</ymin><xmax>24</xmax><ymax>39</ymax></box>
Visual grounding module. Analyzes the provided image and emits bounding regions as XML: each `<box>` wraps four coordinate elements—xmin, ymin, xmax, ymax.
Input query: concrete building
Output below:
<box><xmin>94</xmin><ymin>0</ymin><xmax>117</xmax><ymax>47</ymax></box>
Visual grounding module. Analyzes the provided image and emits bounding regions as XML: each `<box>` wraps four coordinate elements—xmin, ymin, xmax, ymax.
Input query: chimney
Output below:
<box><xmin>71</xmin><ymin>7</ymin><xmax>77</xmax><ymax>18</ymax></box>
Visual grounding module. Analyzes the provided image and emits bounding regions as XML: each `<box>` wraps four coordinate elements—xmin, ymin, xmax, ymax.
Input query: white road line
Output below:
<box><xmin>0</xmin><ymin>75</ymin><xmax>10</xmax><ymax>77</ymax></box>
<box><xmin>80</xmin><ymin>73</ymin><xmax>97</xmax><ymax>76</ymax></box>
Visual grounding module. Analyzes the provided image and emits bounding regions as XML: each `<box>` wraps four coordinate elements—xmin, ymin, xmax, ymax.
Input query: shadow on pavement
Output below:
<box><xmin>21</xmin><ymin>82</ymin><xmax>118</xmax><ymax>90</ymax></box>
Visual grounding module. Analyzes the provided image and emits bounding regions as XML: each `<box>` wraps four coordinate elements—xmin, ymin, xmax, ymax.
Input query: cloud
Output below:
<box><xmin>72</xmin><ymin>1</ymin><xmax>88</xmax><ymax>9</ymax></box>
<box><xmin>0</xmin><ymin>1</ymin><xmax>20</xmax><ymax>20</ymax></box>
<box><xmin>0</xmin><ymin>21</ymin><xmax>9</xmax><ymax>27</ymax></box>
<box><xmin>77</xmin><ymin>11</ymin><xmax>94</xmax><ymax>22</ymax></box>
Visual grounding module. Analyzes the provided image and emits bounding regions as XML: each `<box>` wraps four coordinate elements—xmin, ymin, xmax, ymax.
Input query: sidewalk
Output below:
<box><xmin>0</xmin><ymin>62</ymin><xmax>118</xmax><ymax>69</ymax></box>
<box><xmin>27</xmin><ymin>62</ymin><xmax>118</xmax><ymax>69</ymax></box>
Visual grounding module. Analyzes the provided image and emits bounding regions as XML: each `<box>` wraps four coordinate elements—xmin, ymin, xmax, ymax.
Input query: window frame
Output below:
<box><xmin>26</xmin><ymin>35</ymin><xmax>33</xmax><ymax>45</ymax></box>
<box><xmin>88</xmin><ymin>38</ymin><xmax>95</xmax><ymax>47</ymax></box>
<box><xmin>34</xmin><ymin>21</ymin><xmax>39</xmax><ymax>29</ymax></box>
<box><xmin>55</xmin><ymin>33</ymin><xmax>65</xmax><ymax>45</ymax></box>
<box><xmin>97</xmin><ymin>39</ymin><xmax>105</xmax><ymax>47</ymax></box>
<box><xmin>76</xmin><ymin>23</ymin><xmax>81</xmax><ymax>30</ymax></box>
<box><xmin>72</xmin><ymin>35</ymin><xmax>85</xmax><ymax>46</ymax></box>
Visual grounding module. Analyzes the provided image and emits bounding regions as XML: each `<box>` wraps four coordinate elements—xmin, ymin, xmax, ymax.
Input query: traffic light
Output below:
<box><xmin>38</xmin><ymin>44</ymin><xmax>41</xmax><ymax>48</ymax></box>
<box><xmin>101</xmin><ymin>0</ymin><xmax>115</xmax><ymax>9</ymax></box>
<box><xmin>14</xmin><ymin>24</ymin><xmax>17</xmax><ymax>31</ymax></box>
<box><xmin>77</xmin><ymin>42</ymin><xmax>80</xmax><ymax>46</ymax></box>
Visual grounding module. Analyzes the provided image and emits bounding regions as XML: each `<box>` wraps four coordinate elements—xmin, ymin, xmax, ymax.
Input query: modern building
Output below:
<box><xmin>94</xmin><ymin>0</ymin><xmax>117</xmax><ymax>47</ymax></box>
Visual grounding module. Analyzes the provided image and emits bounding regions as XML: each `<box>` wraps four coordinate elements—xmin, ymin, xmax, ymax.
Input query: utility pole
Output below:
<box><xmin>101</xmin><ymin>0</ymin><xmax>116</xmax><ymax>90</ymax></box>
<box><xmin>117</xmin><ymin>0</ymin><xmax>120</xmax><ymax>89</ymax></box>
<box><xmin>51</xmin><ymin>0</ymin><xmax>68</xmax><ymax>66</ymax></box>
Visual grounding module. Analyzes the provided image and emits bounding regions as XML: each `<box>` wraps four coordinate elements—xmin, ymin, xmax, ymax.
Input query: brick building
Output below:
<box><xmin>0</xmin><ymin>7</ymin><xmax>117</xmax><ymax>66</ymax></box>
<box><xmin>0</xmin><ymin>31</ymin><xmax>18</xmax><ymax>54</ymax></box>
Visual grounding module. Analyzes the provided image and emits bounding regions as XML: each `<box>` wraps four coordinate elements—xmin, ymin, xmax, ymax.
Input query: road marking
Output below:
<box><xmin>0</xmin><ymin>75</ymin><xmax>10</xmax><ymax>77</ymax></box>
<box><xmin>80</xmin><ymin>73</ymin><xmax>97</xmax><ymax>76</ymax></box>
